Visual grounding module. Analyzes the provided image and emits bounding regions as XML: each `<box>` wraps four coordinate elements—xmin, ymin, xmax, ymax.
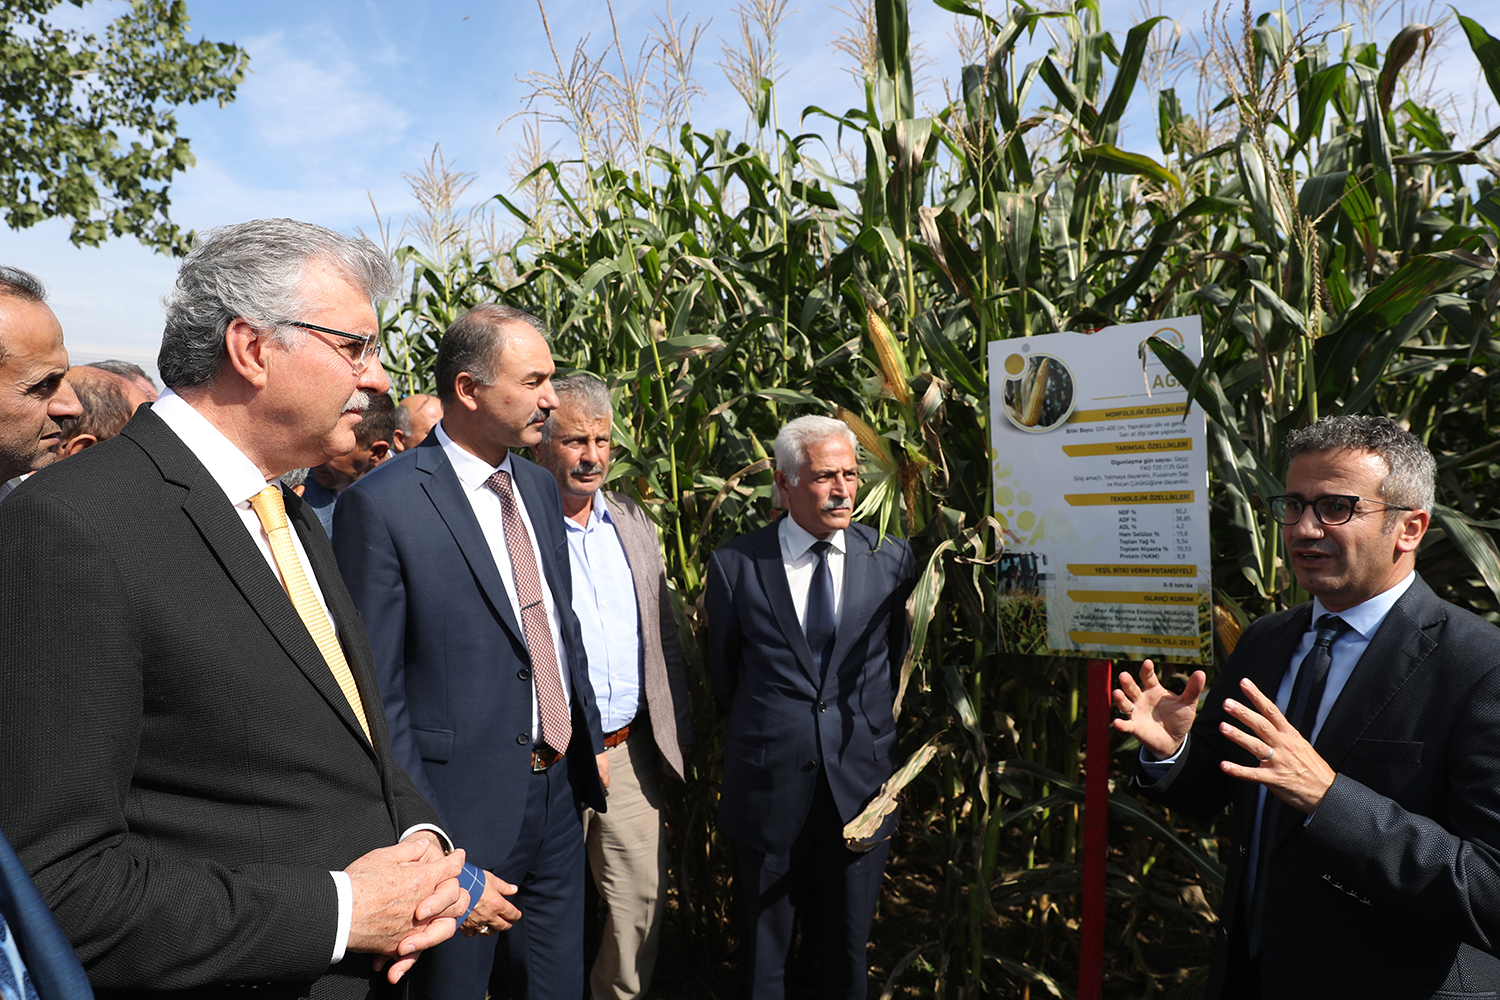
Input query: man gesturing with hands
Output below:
<box><xmin>1117</xmin><ymin>416</ymin><xmax>1500</xmax><ymax>1000</ymax></box>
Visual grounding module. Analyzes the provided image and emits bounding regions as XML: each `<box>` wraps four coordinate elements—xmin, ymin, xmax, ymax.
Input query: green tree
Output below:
<box><xmin>0</xmin><ymin>0</ymin><xmax>248</xmax><ymax>254</ymax></box>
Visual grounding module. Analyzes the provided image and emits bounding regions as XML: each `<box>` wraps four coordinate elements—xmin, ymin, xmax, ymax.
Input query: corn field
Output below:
<box><xmin>374</xmin><ymin>0</ymin><xmax>1500</xmax><ymax>995</ymax></box>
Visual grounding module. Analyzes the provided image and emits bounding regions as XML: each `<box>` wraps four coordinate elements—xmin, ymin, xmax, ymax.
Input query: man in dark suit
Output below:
<box><xmin>1118</xmin><ymin>415</ymin><xmax>1500</xmax><ymax>998</ymax></box>
<box><xmin>0</xmin><ymin>223</ymin><xmax>470</xmax><ymax>999</ymax></box>
<box><xmin>707</xmin><ymin>414</ymin><xmax>916</xmax><ymax>1000</ymax></box>
<box><xmin>332</xmin><ymin>305</ymin><xmax>607</xmax><ymax>1000</ymax></box>
<box><xmin>530</xmin><ymin>374</ymin><xmax>695</xmax><ymax>1000</ymax></box>
<box><xmin>0</xmin><ymin>266</ymin><xmax>79</xmax><ymax>496</ymax></box>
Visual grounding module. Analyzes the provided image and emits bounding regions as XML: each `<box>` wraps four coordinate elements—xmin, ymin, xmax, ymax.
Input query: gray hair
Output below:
<box><xmin>0</xmin><ymin>266</ymin><xmax>46</xmax><ymax>303</ymax></box>
<box><xmin>541</xmin><ymin>373</ymin><xmax>611</xmax><ymax>444</ymax></box>
<box><xmin>1284</xmin><ymin>415</ymin><xmax>1436</xmax><ymax>521</ymax></box>
<box><xmin>89</xmin><ymin>359</ymin><xmax>157</xmax><ymax>392</ymax></box>
<box><xmin>434</xmin><ymin>304</ymin><xmax>550</xmax><ymax>405</ymax></box>
<box><xmin>0</xmin><ymin>266</ymin><xmax>48</xmax><ymax>367</ymax></box>
<box><xmin>774</xmin><ymin>415</ymin><xmax>859</xmax><ymax>486</ymax></box>
<box><xmin>158</xmin><ymin>219</ymin><xmax>397</xmax><ymax>390</ymax></box>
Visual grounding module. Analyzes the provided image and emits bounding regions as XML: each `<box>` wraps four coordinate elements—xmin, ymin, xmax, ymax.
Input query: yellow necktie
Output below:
<box><xmin>249</xmin><ymin>485</ymin><xmax>372</xmax><ymax>744</ymax></box>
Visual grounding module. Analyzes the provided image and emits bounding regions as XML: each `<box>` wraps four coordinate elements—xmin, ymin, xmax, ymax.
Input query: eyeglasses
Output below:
<box><xmin>1266</xmin><ymin>494</ymin><xmax>1413</xmax><ymax>526</ymax></box>
<box><xmin>279</xmin><ymin>320</ymin><xmax>383</xmax><ymax>374</ymax></box>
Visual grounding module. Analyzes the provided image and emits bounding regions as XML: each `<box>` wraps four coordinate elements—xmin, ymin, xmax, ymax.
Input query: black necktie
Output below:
<box><xmin>805</xmin><ymin>540</ymin><xmax>836</xmax><ymax>678</ymax></box>
<box><xmin>1248</xmin><ymin>613</ymin><xmax>1352</xmax><ymax>954</ymax></box>
<box><xmin>1286</xmin><ymin>615</ymin><xmax>1351</xmax><ymax>739</ymax></box>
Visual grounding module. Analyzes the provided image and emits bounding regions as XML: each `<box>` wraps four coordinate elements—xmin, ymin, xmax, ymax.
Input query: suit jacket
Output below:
<box><xmin>0</xmin><ymin>405</ymin><xmax>440</xmax><ymax>1000</ymax></box>
<box><xmin>1137</xmin><ymin>575</ymin><xmax>1500</xmax><ymax>998</ymax></box>
<box><xmin>706</xmin><ymin>520</ymin><xmax>915</xmax><ymax>855</ymax></box>
<box><xmin>603</xmin><ymin>491</ymin><xmax>694</xmax><ymax>780</ymax></box>
<box><xmin>0</xmin><ymin>829</ymin><xmax>92</xmax><ymax>1000</ymax></box>
<box><xmin>331</xmin><ymin>436</ymin><xmax>606</xmax><ymax>877</ymax></box>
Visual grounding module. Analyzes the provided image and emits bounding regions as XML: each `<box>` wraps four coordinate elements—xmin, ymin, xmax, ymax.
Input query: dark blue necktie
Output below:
<box><xmin>1287</xmin><ymin>615</ymin><xmax>1351</xmax><ymax>739</ymax></box>
<box><xmin>1249</xmin><ymin>613</ymin><xmax>1351</xmax><ymax>955</ymax></box>
<box><xmin>805</xmin><ymin>540</ymin><xmax>836</xmax><ymax>677</ymax></box>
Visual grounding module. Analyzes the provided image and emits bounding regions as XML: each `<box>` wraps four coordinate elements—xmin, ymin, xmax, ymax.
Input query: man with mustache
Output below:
<box><xmin>529</xmin><ymin>374</ymin><xmax>694</xmax><ymax>1000</ymax></box>
<box><xmin>0</xmin><ymin>221</ymin><xmax>471</xmax><ymax>998</ymax></box>
<box><xmin>0</xmin><ymin>267</ymin><xmax>81</xmax><ymax>499</ymax></box>
<box><xmin>706</xmin><ymin>414</ymin><xmax>915</xmax><ymax>1000</ymax></box>
<box><xmin>1119</xmin><ymin>415</ymin><xmax>1500</xmax><ymax>998</ymax></box>
<box><xmin>332</xmin><ymin>305</ymin><xmax>607</xmax><ymax>1000</ymax></box>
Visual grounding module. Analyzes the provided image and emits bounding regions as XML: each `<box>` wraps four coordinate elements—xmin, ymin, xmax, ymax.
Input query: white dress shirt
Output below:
<box><xmin>434</xmin><ymin>422</ymin><xmax>573</xmax><ymax>740</ymax></box>
<box><xmin>779</xmin><ymin>515</ymin><xmax>846</xmax><ymax>628</ymax></box>
<box><xmin>151</xmin><ymin>389</ymin><xmax>446</xmax><ymax>963</ymax></box>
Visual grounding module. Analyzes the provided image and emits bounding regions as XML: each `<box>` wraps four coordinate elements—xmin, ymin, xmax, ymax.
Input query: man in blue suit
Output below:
<box><xmin>707</xmin><ymin>415</ymin><xmax>916</xmax><ymax>1000</ymax></box>
<box><xmin>332</xmin><ymin>304</ymin><xmax>607</xmax><ymax>1000</ymax></box>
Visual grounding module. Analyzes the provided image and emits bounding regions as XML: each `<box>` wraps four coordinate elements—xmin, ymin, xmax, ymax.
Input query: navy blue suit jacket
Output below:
<box><xmin>0</xmin><ymin>829</ymin><xmax>91</xmax><ymax>1000</ymax></box>
<box><xmin>331</xmin><ymin>436</ymin><xmax>606</xmax><ymax>873</ymax></box>
<box><xmin>706</xmin><ymin>520</ymin><xmax>915</xmax><ymax>855</ymax></box>
<box><xmin>1137</xmin><ymin>575</ymin><xmax>1500</xmax><ymax>998</ymax></box>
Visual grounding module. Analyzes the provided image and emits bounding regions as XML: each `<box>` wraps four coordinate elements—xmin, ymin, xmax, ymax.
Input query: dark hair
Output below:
<box><xmin>0</xmin><ymin>266</ymin><xmax>46</xmax><ymax>303</ymax></box>
<box><xmin>356</xmin><ymin>393</ymin><xmax>397</xmax><ymax>449</ymax></box>
<box><xmin>434</xmin><ymin>304</ymin><xmax>550</xmax><ymax>405</ymax></box>
<box><xmin>56</xmin><ymin>368</ymin><xmax>134</xmax><ymax>445</ymax></box>
<box><xmin>1284</xmin><ymin>415</ymin><xmax>1436</xmax><ymax>519</ymax></box>
<box><xmin>159</xmin><ymin>219</ymin><xmax>397</xmax><ymax>390</ymax></box>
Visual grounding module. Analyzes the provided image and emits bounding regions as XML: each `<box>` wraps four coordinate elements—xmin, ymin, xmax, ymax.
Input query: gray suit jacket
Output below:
<box><xmin>603</xmin><ymin>491</ymin><xmax>694</xmax><ymax>780</ymax></box>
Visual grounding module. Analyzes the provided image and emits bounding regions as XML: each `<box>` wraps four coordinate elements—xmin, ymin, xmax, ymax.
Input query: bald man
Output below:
<box><xmin>394</xmin><ymin>393</ymin><xmax>443</xmax><ymax>452</ymax></box>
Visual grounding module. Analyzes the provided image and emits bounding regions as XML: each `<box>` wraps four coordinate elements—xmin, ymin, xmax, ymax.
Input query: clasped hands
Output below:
<box><xmin>344</xmin><ymin>831</ymin><xmax>470</xmax><ymax>983</ymax></box>
<box><xmin>1113</xmin><ymin>659</ymin><xmax>1337</xmax><ymax>815</ymax></box>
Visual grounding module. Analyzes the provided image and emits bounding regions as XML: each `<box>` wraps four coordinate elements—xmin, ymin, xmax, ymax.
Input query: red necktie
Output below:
<box><xmin>485</xmin><ymin>469</ymin><xmax>572</xmax><ymax>752</ymax></box>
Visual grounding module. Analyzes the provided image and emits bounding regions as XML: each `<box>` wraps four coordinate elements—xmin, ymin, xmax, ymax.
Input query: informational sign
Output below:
<box><xmin>988</xmin><ymin>318</ymin><xmax>1212</xmax><ymax>664</ymax></box>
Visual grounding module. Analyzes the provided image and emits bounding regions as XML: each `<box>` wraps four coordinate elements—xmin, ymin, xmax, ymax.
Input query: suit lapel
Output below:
<box><xmin>755</xmin><ymin>524</ymin><xmax>818</xmax><ymax>685</ymax></box>
<box><xmin>415</xmin><ymin>442</ymin><xmax>526</xmax><ymax>645</ymax></box>
<box><xmin>1314</xmin><ymin>579</ymin><xmax>1441</xmax><ymax>771</ymax></box>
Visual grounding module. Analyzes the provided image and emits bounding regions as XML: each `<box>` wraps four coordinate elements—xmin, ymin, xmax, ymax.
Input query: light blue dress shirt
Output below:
<box><xmin>1141</xmin><ymin>571</ymin><xmax>1417</xmax><ymax>895</ymax></box>
<box><xmin>566</xmin><ymin>491</ymin><xmax>642</xmax><ymax>734</ymax></box>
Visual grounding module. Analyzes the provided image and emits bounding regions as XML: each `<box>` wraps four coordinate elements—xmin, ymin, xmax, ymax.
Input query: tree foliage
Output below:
<box><xmin>0</xmin><ymin>0</ymin><xmax>248</xmax><ymax>254</ymax></box>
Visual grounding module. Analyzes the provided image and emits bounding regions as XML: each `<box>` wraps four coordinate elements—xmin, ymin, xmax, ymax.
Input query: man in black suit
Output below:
<box><xmin>332</xmin><ymin>304</ymin><xmax>607</xmax><ymax>1000</ymax></box>
<box><xmin>0</xmin><ymin>222</ymin><xmax>470</xmax><ymax>999</ymax></box>
<box><xmin>1118</xmin><ymin>415</ymin><xmax>1500</xmax><ymax>998</ymax></box>
<box><xmin>707</xmin><ymin>414</ymin><xmax>916</xmax><ymax>1000</ymax></box>
<box><xmin>0</xmin><ymin>266</ymin><xmax>80</xmax><ymax>496</ymax></box>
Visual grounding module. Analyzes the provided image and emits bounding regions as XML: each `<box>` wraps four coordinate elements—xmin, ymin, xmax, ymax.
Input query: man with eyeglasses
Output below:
<box><xmin>0</xmin><ymin>220</ymin><xmax>475</xmax><ymax>998</ymax></box>
<box><xmin>1116</xmin><ymin>415</ymin><xmax>1500</xmax><ymax>999</ymax></box>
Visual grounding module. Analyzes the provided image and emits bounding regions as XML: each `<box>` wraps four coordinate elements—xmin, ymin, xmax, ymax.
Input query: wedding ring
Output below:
<box><xmin>478</xmin><ymin>926</ymin><xmax>491</xmax><ymax>935</ymax></box>
<box><xmin>1260</xmin><ymin>747</ymin><xmax>1275</xmax><ymax>763</ymax></box>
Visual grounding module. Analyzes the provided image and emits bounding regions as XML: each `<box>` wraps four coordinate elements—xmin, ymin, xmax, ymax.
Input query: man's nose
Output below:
<box><xmin>51</xmin><ymin>378</ymin><xmax>81</xmax><ymax>419</ymax></box>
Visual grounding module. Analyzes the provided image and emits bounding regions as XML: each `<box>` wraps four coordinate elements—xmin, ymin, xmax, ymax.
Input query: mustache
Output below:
<box><xmin>821</xmin><ymin>496</ymin><xmax>853</xmax><ymax>512</ymax></box>
<box><xmin>570</xmin><ymin>460</ymin><xmax>605</xmax><ymax>478</ymax></box>
<box><xmin>527</xmin><ymin>408</ymin><xmax>548</xmax><ymax>424</ymax></box>
<box><xmin>345</xmin><ymin>390</ymin><xmax>373</xmax><ymax>412</ymax></box>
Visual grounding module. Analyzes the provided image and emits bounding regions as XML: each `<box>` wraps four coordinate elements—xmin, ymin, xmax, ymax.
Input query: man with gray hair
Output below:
<box><xmin>1119</xmin><ymin>414</ymin><xmax>1500</xmax><ymax>998</ymax></box>
<box><xmin>333</xmin><ymin>304</ymin><xmax>607</xmax><ymax>1000</ymax></box>
<box><xmin>529</xmin><ymin>373</ymin><xmax>694</xmax><ymax>1000</ymax></box>
<box><xmin>0</xmin><ymin>220</ymin><xmax>472</xmax><ymax>999</ymax></box>
<box><xmin>707</xmin><ymin>413</ymin><xmax>915</xmax><ymax>1000</ymax></box>
<box><xmin>0</xmin><ymin>266</ymin><xmax>81</xmax><ymax>498</ymax></box>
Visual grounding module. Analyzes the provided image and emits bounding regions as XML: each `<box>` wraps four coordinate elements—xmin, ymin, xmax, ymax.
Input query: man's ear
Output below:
<box><xmin>391</xmin><ymin>429</ymin><xmax>407</xmax><ymax>452</ymax></box>
<box><xmin>1395</xmin><ymin>507</ymin><xmax>1430</xmax><ymax>555</ymax></box>
<box><xmin>60</xmin><ymin>434</ymin><xmax>98</xmax><ymax>458</ymax></box>
<box><xmin>367</xmin><ymin>441</ymin><xmax>391</xmax><ymax>467</ymax></box>
<box><xmin>223</xmin><ymin>317</ymin><xmax>272</xmax><ymax>388</ymax></box>
<box><xmin>451</xmin><ymin>373</ymin><xmax>482</xmax><ymax>413</ymax></box>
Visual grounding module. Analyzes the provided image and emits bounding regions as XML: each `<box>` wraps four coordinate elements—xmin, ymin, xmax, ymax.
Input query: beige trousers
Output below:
<box><xmin>581</xmin><ymin>730</ymin><xmax>669</xmax><ymax>1000</ymax></box>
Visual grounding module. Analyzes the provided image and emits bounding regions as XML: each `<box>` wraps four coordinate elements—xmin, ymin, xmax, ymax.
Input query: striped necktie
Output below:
<box><xmin>249</xmin><ymin>486</ymin><xmax>372</xmax><ymax>744</ymax></box>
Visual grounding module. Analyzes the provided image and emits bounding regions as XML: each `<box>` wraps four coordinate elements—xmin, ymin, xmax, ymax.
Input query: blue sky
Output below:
<box><xmin>2</xmin><ymin>0</ymin><xmax>1496</xmax><ymax>375</ymax></box>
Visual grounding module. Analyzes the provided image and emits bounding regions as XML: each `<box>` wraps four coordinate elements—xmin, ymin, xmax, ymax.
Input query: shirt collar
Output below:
<box><xmin>434</xmin><ymin>420</ymin><xmax>513</xmax><ymax>493</ymax></box>
<box><xmin>1310</xmin><ymin>569</ymin><xmax>1417</xmax><ymax>640</ymax></box>
<box><xmin>778</xmin><ymin>513</ymin><xmax>846</xmax><ymax>561</ymax></box>
<box><xmin>150</xmin><ymin>388</ymin><xmax>275</xmax><ymax>507</ymax></box>
<box><xmin>563</xmin><ymin>489</ymin><xmax>613</xmax><ymax>534</ymax></box>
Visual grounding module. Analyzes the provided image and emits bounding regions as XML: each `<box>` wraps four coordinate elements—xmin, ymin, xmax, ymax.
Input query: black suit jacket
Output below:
<box><xmin>0</xmin><ymin>406</ymin><xmax>440</xmax><ymax>1000</ymax></box>
<box><xmin>1138</xmin><ymin>576</ymin><xmax>1500</xmax><ymax>998</ymax></box>
<box><xmin>330</xmin><ymin>437</ymin><xmax>606</xmax><ymax>876</ymax></box>
<box><xmin>706</xmin><ymin>520</ymin><xmax>915</xmax><ymax>855</ymax></box>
